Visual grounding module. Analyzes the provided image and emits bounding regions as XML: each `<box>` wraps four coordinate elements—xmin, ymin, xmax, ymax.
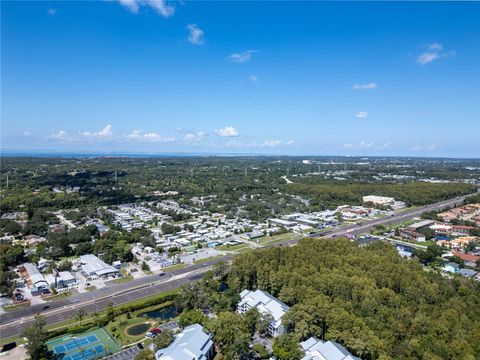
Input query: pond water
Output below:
<box><xmin>139</xmin><ymin>305</ymin><xmax>178</xmax><ymax>320</ymax></box>
<box><xmin>126</xmin><ymin>323</ymin><xmax>151</xmax><ymax>336</ymax></box>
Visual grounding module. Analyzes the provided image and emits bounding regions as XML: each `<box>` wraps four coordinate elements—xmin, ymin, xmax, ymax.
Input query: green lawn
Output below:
<box><xmin>259</xmin><ymin>232</ymin><xmax>302</xmax><ymax>245</ymax></box>
<box><xmin>162</xmin><ymin>263</ymin><xmax>186</xmax><ymax>272</ymax></box>
<box><xmin>113</xmin><ymin>275</ymin><xmax>134</xmax><ymax>284</ymax></box>
<box><xmin>3</xmin><ymin>301</ymin><xmax>31</xmax><ymax>312</ymax></box>
<box><xmin>193</xmin><ymin>254</ymin><xmax>225</xmax><ymax>264</ymax></box>
<box><xmin>44</xmin><ymin>291</ymin><xmax>72</xmax><ymax>302</ymax></box>
<box><xmin>217</xmin><ymin>243</ymin><xmax>248</xmax><ymax>251</ymax></box>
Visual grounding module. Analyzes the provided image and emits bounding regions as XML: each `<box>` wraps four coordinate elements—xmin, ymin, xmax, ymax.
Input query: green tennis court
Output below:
<box><xmin>47</xmin><ymin>328</ymin><xmax>121</xmax><ymax>360</ymax></box>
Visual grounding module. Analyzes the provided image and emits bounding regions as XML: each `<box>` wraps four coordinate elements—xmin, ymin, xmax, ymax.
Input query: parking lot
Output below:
<box><xmin>103</xmin><ymin>346</ymin><xmax>140</xmax><ymax>360</ymax></box>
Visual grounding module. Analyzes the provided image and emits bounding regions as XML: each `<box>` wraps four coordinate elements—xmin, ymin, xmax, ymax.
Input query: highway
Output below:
<box><xmin>0</xmin><ymin>192</ymin><xmax>474</xmax><ymax>340</ymax></box>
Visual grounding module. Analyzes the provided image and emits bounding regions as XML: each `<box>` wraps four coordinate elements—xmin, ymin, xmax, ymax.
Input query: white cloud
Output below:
<box><xmin>427</xmin><ymin>42</ymin><xmax>443</xmax><ymax>51</ymax></box>
<box><xmin>286</xmin><ymin>139</ymin><xmax>295</xmax><ymax>146</ymax></box>
<box><xmin>50</xmin><ymin>130</ymin><xmax>70</xmax><ymax>141</ymax></box>
<box><xmin>118</xmin><ymin>0</ymin><xmax>174</xmax><ymax>18</ymax></box>
<box><xmin>126</xmin><ymin>129</ymin><xmax>174</xmax><ymax>143</ymax></box>
<box><xmin>417</xmin><ymin>52</ymin><xmax>440</xmax><ymax>65</ymax></box>
<box><xmin>249</xmin><ymin>75</ymin><xmax>258</xmax><ymax>83</ymax></box>
<box><xmin>342</xmin><ymin>141</ymin><xmax>374</xmax><ymax>150</ymax></box>
<box><xmin>47</xmin><ymin>8</ymin><xmax>57</xmax><ymax>16</ymax></box>
<box><xmin>186</xmin><ymin>24</ymin><xmax>204</xmax><ymax>45</ymax></box>
<box><xmin>416</xmin><ymin>43</ymin><xmax>455</xmax><ymax>65</ymax></box>
<box><xmin>410</xmin><ymin>144</ymin><xmax>437</xmax><ymax>152</ymax></box>
<box><xmin>81</xmin><ymin>125</ymin><xmax>113</xmax><ymax>139</ymax></box>
<box><xmin>184</xmin><ymin>132</ymin><xmax>205</xmax><ymax>142</ymax></box>
<box><xmin>261</xmin><ymin>139</ymin><xmax>282</xmax><ymax>148</ymax></box>
<box><xmin>355</xmin><ymin>111</ymin><xmax>368</xmax><ymax>119</ymax></box>
<box><xmin>378</xmin><ymin>142</ymin><xmax>392</xmax><ymax>150</ymax></box>
<box><xmin>352</xmin><ymin>82</ymin><xmax>377</xmax><ymax>90</ymax></box>
<box><xmin>215</xmin><ymin>126</ymin><xmax>239</xmax><ymax>137</ymax></box>
<box><xmin>23</xmin><ymin>131</ymin><xmax>31</xmax><ymax>137</ymax></box>
<box><xmin>227</xmin><ymin>50</ymin><xmax>259</xmax><ymax>63</ymax></box>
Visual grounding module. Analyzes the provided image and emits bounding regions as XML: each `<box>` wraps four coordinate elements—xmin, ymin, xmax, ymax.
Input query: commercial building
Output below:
<box><xmin>268</xmin><ymin>218</ymin><xmax>297</xmax><ymax>228</ymax></box>
<box><xmin>300</xmin><ymin>337</ymin><xmax>360</xmax><ymax>360</ymax></box>
<box><xmin>45</xmin><ymin>271</ymin><xmax>78</xmax><ymax>292</ymax></box>
<box><xmin>155</xmin><ymin>324</ymin><xmax>214</xmax><ymax>360</ymax></box>
<box><xmin>237</xmin><ymin>289</ymin><xmax>289</xmax><ymax>337</ymax></box>
<box><xmin>18</xmin><ymin>263</ymin><xmax>49</xmax><ymax>295</ymax></box>
<box><xmin>398</xmin><ymin>227</ymin><xmax>426</xmax><ymax>242</ymax></box>
<box><xmin>78</xmin><ymin>254</ymin><xmax>119</xmax><ymax>279</ymax></box>
<box><xmin>362</xmin><ymin>195</ymin><xmax>394</xmax><ymax>205</ymax></box>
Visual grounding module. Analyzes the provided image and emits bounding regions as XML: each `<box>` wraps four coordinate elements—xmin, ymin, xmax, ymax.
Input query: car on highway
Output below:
<box><xmin>42</xmin><ymin>305</ymin><xmax>50</xmax><ymax>310</ymax></box>
<box><xmin>159</xmin><ymin>271</ymin><xmax>166</xmax><ymax>276</ymax></box>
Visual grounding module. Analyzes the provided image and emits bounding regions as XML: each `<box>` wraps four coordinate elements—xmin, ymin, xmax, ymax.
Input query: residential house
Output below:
<box><xmin>451</xmin><ymin>250</ymin><xmax>480</xmax><ymax>268</ymax></box>
<box><xmin>458</xmin><ymin>269</ymin><xmax>477</xmax><ymax>278</ymax></box>
<box><xmin>443</xmin><ymin>262</ymin><xmax>460</xmax><ymax>273</ymax></box>
<box><xmin>398</xmin><ymin>227</ymin><xmax>426</xmax><ymax>242</ymax></box>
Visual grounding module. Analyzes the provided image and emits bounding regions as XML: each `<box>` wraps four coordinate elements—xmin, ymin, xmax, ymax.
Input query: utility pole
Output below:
<box><xmin>245</xmin><ymin>167</ymin><xmax>247</xmax><ymax>176</ymax></box>
<box><xmin>191</xmin><ymin>168</ymin><xmax>193</xmax><ymax>179</ymax></box>
<box><xmin>6</xmin><ymin>175</ymin><xmax>8</xmax><ymax>189</ymax></box>
<box><xmin>114</xmin><ymin>171</ymin><xmax>118</xmax><ymax>182</ymax></box>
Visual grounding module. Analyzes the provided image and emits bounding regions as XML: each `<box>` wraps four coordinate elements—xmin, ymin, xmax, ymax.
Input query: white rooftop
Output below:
<box><xmin>300</xmin><ymin>337</ymin><xmax>360</xmax><ymax>360</ymax></box>
<box><xmin>155</xmin><ymin>324</ymin><xmax>213</xmax><ymax>360</ymax></box>
<box><xmin>238</xmin><ymin>289</ymin><xmax>290</xmax><ymax>329</ymax></box>
<box><xmin>79</xmin><ymin>254</ymin><xmax>118</xmax><ymax>276</ymax></box>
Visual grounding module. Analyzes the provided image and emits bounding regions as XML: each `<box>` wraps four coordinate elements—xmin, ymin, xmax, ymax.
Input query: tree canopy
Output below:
<box><xmin>228</xmin><ymin>238</ymin><xmax>480</xmax><ymax>359</ymax></box>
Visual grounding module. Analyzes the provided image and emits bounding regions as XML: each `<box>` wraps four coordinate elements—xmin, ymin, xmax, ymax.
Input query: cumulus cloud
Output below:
<box><xmin>50</xmin><ymin>130</ymin><xmax>70</xmax><ymax>141</ymax></box>
<box><xmin>286</xmin><ymin>139</ymin><xmax>295</xmax><ymax>146</ymax></box>
<box><xmin>186</xmin><ymin>24</ymin><xmax>204</xmax><ymax>45</ymax></box>
<box><xmin>227</xmin><ymin>50</ymin><xmax>259</xmax><ymax>63</ymax></box>
<box><xmin>416</xmin><ymin>43</ymin><xmax>455</xmax><ymax>65</ymax></box>
<box><xmin>81</xmin><ymin>125</ymin><xmax>113</xmax><ymax>139</ymax></box>
<box><xmin>126</xmin><ymin>129</ymin><xmax>174</xmax><ymax>143</ymax></box>
<box><xmin>23</xmin><ymin>131</ymin><xmax>32</xmax><ymax>137</ymax></box>
<box><xmin>249</xmin><ymin>75</ymin><xmax>258</xmax><ymax>83</ymax></box>
<box><xmin>47</xmin><ymin>8</ymin><xmax>57</xmax><ymax>15</ymax></box>
<box><xmin>215</xmin><ymin>126</ymin><xmax>239</xmax><ymax>137</ymax></box>
<box><xmin>352</xmin><ymin>82</ymin><xmax>377</xmax><ymax>90</ymax></box>
<box><xmin>355</xmin><ymin>111</ymin><xmax>368</xmax><ymax>119</ymax></box>
<box><xmin>184</xmin><ymin>132</ymin><xmax>206</xmax><ymax>143</ymax></box>
<box><xmin>118</xmin><ymin>0</ymin><xmax>174</xmax><ymax>18</ymax></box>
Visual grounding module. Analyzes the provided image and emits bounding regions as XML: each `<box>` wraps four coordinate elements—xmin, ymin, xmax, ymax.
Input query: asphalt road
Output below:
<box><xmin>0</xmin><ymin>192</ymin><xmax>474</xmax><ymax>340</ymax></box>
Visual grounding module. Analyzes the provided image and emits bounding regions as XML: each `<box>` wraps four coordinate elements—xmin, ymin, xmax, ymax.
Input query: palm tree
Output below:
<box><xmin>76</xmin><ymin>309</ymin><xmax>86</xmax><ymax>325</ymax></box>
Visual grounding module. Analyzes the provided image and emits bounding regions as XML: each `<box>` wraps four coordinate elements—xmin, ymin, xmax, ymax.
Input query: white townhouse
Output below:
<box><xmin>155</xmin><ymin>324</ymin><xmax>214</xmax><ymax>360</ymax></box>
<box><xmin>237</xmin><ymin>289</ymin><xmax>289</xmax><ymax>337</ymax></box>
<box><xmin>300</xmin><ymin>337</ymin><xmax>361</xmax><ymax>360</ymax></box>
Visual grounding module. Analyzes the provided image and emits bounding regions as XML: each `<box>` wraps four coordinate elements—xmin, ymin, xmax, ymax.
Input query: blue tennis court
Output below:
<box><xmin>47</xmin><ymin>328</ymin><xmax>121</xmax><ymax>360</ymax></box>
<box><xmin>53</xmin><ymin>334</ymin><xmax>99</xmax><ymax>355</ymax></box>
<box><xmin>61</xmin><ymin>345</ymin><xmax>105</xmax><ymax>360</ymax></box>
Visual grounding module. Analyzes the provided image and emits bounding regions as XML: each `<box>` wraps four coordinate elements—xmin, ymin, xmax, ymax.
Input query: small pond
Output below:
<box><xmin>126</xmin><ymin>322</ymin><xmax>151</xmax><ymax>336</ymax></box>
<box><xmin>139</xmin><ymin>305</ymin><xmax>178</xmax><ymax>320</ymax></box>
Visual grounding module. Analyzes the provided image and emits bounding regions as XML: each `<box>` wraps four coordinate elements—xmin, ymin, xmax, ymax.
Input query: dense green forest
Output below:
<box><xmin>287</xmin><ymin>181</ymin><xmax>475</xmax><ymax>207</ymax></box>
<box><xmin>227</xmin><ymin>238</ymin><xmax>480</xmax><ymax>359</ymax></box>
<box><xmin>1</xmin><ymin>156</ymin><xmax>478</xmax><ymax>219</ymax></box>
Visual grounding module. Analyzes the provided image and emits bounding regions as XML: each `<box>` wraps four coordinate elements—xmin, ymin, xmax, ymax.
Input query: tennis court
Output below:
<box><xmin>47</xmin><ymin>328</ymin><xmax>121</xmax><ymax>360</ymax></box>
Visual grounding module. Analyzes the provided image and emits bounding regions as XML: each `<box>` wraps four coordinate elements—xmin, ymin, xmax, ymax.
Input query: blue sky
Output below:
<box><xmin>1</xmin><ymin>1</ymin><xmax>479</xmax><ymax>157</ymax></box>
